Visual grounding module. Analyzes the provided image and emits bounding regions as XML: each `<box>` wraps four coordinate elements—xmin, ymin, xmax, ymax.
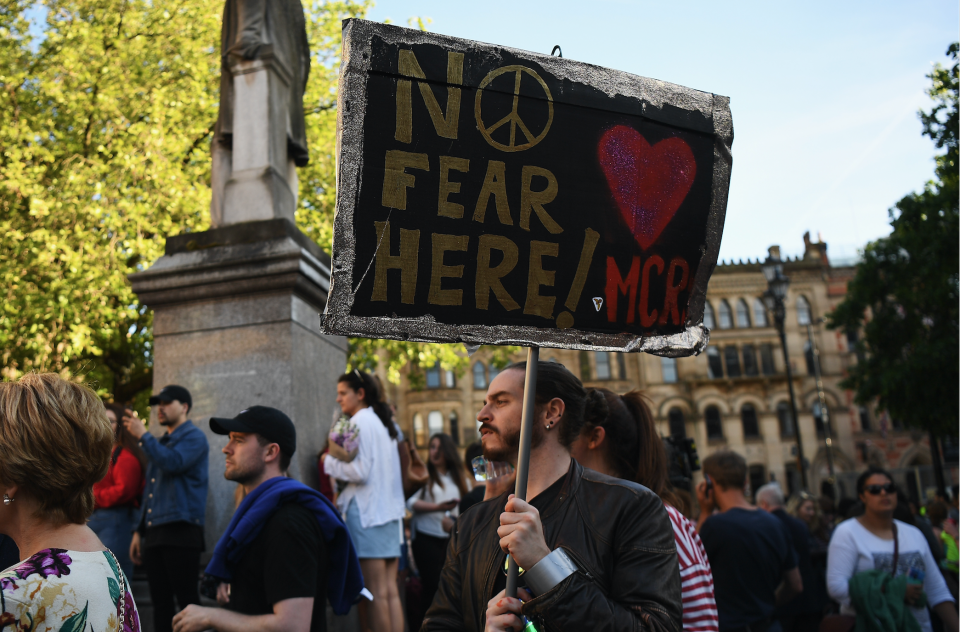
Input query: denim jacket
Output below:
<box><xmin>137</xmin><ymin>421</ymin><xmax>209</xmax><ymax>530</ymax></box>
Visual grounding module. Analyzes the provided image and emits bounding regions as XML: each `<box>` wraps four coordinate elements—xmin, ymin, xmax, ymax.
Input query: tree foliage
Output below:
<box><xmin>828</xmin><ymin>43</ymin><xmax>959</xmax><ymax>436</ymax></box>
<box><xmin>1</xmin><ymin>1</ymin><xmax>513</xmax><ymax>404</ymax></box>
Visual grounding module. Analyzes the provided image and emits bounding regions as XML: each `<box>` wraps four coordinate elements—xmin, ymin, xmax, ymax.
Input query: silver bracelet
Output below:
<box><xmin>523</xmin><ymin>548</ymin><xmax>578</xmax><ymax>596</ymax></box>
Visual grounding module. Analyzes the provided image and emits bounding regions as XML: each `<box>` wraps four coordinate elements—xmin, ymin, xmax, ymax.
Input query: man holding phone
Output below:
<box><xmin>124</xmin><ymin>385</ymin><xmax>209</xmax><ymax>632</ymax></box>
<box><xmin>696</xmin><ymin>451</ymin><xmax>802</xmax><ymax>632</ymax></box>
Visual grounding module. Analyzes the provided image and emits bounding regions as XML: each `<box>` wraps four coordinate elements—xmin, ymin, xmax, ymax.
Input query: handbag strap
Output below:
<box><xmin>891</xmin><ymin>520</ymin><xmax>899</xmax><ymax>576</ymax></box>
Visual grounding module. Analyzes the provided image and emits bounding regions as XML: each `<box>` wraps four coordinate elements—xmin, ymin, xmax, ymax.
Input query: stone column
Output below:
<box><xmin>129</xmin><ymin>219</ymin><xmax>346</xmax><ymax>552</ymax></box>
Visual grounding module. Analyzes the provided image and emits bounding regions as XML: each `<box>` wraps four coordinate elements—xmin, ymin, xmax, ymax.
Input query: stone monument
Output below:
<box><xmin>129</xmin><ymin>0</ymin><xmax>345</xmax><ymax>565</ymax></box>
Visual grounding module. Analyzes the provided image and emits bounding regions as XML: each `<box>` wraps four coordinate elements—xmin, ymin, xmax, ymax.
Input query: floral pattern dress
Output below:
<box><xmin>0</xmin><ymin>548</ymin><xmax>140</xmax><ymax>631</ymax></box>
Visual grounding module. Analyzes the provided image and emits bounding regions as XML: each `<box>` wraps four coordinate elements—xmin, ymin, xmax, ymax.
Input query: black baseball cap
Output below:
<box><xmin>210</xmin><ymin>406</ymin><xmax>296</xmax><ymax>456</ymax></box>
<box><xmin>148</xmin><ymin>385</ymin><xmax>192</xmax><ymax>409</ymax></box>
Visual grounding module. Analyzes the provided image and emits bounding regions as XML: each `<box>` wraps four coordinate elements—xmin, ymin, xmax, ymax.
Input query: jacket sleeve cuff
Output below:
<box><xmin>524</xmin><ymin>548</ymin><xmax>578</xmax><ymax>597</ymax></box>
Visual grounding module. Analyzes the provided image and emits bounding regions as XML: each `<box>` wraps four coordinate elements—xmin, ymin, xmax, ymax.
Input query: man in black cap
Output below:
<box><xmin>172</xmin><ymin>406</ymin><xmax>363</xmax><ymax>632</ymax></box>
<box><xmin>124</xmin><ymin>385</ymin><xmax>210</xmax><ymax>632</ymax></box>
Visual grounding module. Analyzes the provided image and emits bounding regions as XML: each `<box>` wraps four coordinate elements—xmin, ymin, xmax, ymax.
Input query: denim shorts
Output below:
<box><xmin>345</xmin><ymin>498</ymin><xmax>401</xmax><ymax>559</ymax></box>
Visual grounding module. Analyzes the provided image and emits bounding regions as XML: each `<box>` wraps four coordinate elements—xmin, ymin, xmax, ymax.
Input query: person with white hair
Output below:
<box><xmin>756</xmin><ymin>483</ymin><xmax>824</xmax><ymax>632</ymax></box>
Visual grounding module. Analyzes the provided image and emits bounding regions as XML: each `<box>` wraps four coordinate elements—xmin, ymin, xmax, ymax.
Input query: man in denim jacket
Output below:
<box><xmin>125</xmin><ymin>384</ymin><xmax>209</xmax><ymax>632</ymax></box>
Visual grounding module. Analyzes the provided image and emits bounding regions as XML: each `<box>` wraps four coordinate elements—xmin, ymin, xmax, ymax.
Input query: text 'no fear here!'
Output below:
<box><xmin>358</xmin><ymin>48</ymin><xmax>700</xmax><ymax>334</ymax></box>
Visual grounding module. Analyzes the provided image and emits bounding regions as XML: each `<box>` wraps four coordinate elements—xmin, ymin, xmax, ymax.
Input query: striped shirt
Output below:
<box><xmin>666</xmin><ymin>504</ymin><xmax>719</xmax><ymax>632</ymax></box>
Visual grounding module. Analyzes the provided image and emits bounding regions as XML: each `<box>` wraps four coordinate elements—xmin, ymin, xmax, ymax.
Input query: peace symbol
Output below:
<box><xmin>474</xmin><ymin>65</ymin><xmax>554</xmax><ymax>153</ymax></box>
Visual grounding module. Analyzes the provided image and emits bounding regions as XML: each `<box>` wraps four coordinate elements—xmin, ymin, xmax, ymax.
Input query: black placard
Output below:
<box><xmin>322</xmin><ymin>19</ymin><xmax>732</xmax><ymax>355</ymax></box>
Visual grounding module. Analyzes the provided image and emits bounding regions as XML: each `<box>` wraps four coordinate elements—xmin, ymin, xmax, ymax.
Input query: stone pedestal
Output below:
<box><xmin>129</xmin><ymin>219</ymin><xmax>346</xmax><ymax>552</ymax></box>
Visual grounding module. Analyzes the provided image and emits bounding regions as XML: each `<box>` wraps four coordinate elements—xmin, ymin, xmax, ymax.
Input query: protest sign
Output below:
<box><xmin>321</xmin><ymin>19</ymin><xmax>732</xmax><ymax>355</ymax></box>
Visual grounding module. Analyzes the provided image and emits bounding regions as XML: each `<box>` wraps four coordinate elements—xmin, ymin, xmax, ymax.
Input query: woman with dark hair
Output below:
<box><xmin>570</xmin><ymin>388</ymin><xmax>719</xmax><ymax>632</ymax></box>
<box><xmin>407</xmin><ymin>433</ymin><xmax>467</xmax><ymax>629</ymax></box>
<box><xmin>88</xmin><ymin>401</ymin><xmax>147</xmax><ymax>578</ymax></box>
<box><xmin>827</xmin><ymin>467</ymin><xmax>958</xmax><ymax>632</ymax></box>
<box><xmin>322</xmin><ymin>369</ymin><xmax>405</xmax><ymax>632</ymax></box>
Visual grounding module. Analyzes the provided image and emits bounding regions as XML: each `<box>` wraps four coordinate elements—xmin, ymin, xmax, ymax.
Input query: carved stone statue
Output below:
<box><xmin>210</xmin><ymin>0</ymin><xmax>311</xmax><ymax>227</ymax></box>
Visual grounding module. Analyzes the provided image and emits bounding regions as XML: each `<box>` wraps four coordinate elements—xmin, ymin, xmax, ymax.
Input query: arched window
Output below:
<box><xmin>735</xmin><ymin>299</ymin><xmax>751</xmax><ymax>328</ymax></box>
<box><xmin>579</xmin><ymin>351</ymin><xmax>591</xmax><ymax>380</ymax></box>
<box><xmin>742</xmin><ymin>344</ymin><xmax>758</xmax><ymax>376</ymax></box>
<box><xmin>595</xmin><ymin>352</ymin><xmax>611</xmax><ymax>380</ymax></box>
<box><xmin>804</xmin><ymin>340</ymin><xmax>816</xmax><ymax>375</ymax></box>
<box><xmin>760</xmin><ymin>343</ymin><xmax>776</xmax><ymax>375</ymax></box>
<box><xmin>753</xmin><ymin>298</ymin><xmax>768</xmax><ymax>327</ymax></box>
<box><xmin>777</xmin><ymin>402</ymin><xmax>794</xmax><ymax>437</ymax></box>
<box><xmin>797</xmin><ymin>295</ymin><xmax>812</xmax><ymax>326</ymax></box>
<box><xmin>741</xmin><ymin>404</ymin><xmax>760</xmax><ymax>437</ymax></box>
<box><xmin>724</xmin><ymin>347</ymin><xmax>742</xmax><ymax>378</ymax></box>
<box><xmin>473</xmin><ymin>362</ymin><xmax>487</xmax><ymax>389</ymax></box>
<box><xmin>449</xmin><ymin>411</ymin><xmax>460</xmax><ymax>444</ymax></box>
<box><xmin>428</xmin><ymin>410</ymin><xmax>444</xmax><ymax>436</ymax></box>
<box><xmin>707</xmin><ymin>346</ymin><xmax>723</xmax><ymax>379</ymax></box>
<box><xmin>426</xmin><ymin>363</ymin><xmax>441</xmax><ymax>389</ymax></box>
<box><xmin>444</xmin><ymin>368</ymin><xmax>456</xmax><ymax>389</ymax></box>
<box><xmin>413</xmin><ymin>413</ymin><xmax>427</xmax><ymax>447</ymax></box>
<box><xmin>661</xmin><ymin>357</ymin><xmax>678</xmax><ymax>383</ymax></box>
<box><xmin>813</xmin><ymin>401</ymin><xmax>827</xmax><ymax>437</ymax></box>
<box><xmin>705</xmin><ymin>406</ymin><xmax>723</xmax><ymax>439</ymax></box>
<box><xmin>703</xmin><ymin>302</ymin><xmax>716</xmax><ymax>330</ymax></box>
<box><xmin>668</xmin><ymin>408</ymin><xmax>686</xmax><ymax>438</ymax></box>
<box><xmin>718</xmin><ymin>300</ymin><xmax>733</xmax><ymax>329</ymax></box>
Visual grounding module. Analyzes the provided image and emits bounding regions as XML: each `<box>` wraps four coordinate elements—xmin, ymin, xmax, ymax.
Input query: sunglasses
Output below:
<box><xmin>864</xmin><ymin>483</ymin><xmax>896</xmax><ymax>495</ymax></box>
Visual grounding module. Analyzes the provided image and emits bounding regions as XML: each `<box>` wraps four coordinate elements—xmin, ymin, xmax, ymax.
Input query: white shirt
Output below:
<box><xmin>324</xmin><ymin>407</ymin><xmax>405</xmax><ymax>529</ymax></box>
<box><xmin>827</xmin><ymin>518</ymin><xmax>954</xmax><ymax>632</ymax></box>
<box><xmin>407</xmin><ymin>471</ymin><xmax>462</xmax><ymax>539</ymax></box>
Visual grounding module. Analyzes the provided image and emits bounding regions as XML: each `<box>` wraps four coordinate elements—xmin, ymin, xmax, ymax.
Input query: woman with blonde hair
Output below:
<box><xmin>0</xmin><ymin>373</ymin><xmax>141</xmax><ymax>630</ymax></box>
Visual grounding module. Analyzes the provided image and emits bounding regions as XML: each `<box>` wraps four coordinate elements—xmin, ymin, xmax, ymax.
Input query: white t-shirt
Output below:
<box><xmin>407</xmin><ymin>471</ymin><xmax>462</xmax><ymax>539</ymax></box>
<box><xmin>827</xmin><ymin>518</ymin><xmax>954</xmax><ymax>632</ymax></box>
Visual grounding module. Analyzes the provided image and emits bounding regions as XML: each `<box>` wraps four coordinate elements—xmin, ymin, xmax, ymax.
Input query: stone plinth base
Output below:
<box><xmin>130</xmin><ymin>219</ymin><xmax>346</xmax><ymax>552</ymax></box>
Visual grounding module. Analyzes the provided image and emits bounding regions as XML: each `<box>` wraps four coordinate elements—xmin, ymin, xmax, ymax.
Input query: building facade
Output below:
<box><xmin>381</xmin><ymin>234</ymin><xmax>945</xmax><ymax>500</ymax></box>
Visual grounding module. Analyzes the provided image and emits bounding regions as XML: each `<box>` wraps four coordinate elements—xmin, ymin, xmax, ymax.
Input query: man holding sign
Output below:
<box><xmin>422</xmin><ymin>361</ymin><xmax>681</xmax><ymax>632</ymax></box>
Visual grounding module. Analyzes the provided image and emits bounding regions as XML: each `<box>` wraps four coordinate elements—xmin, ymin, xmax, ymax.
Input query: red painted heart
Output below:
<box><xmin>598</xmin><ymin>125</ymin><xmax>696</xmax><ymax>250</ymax></box>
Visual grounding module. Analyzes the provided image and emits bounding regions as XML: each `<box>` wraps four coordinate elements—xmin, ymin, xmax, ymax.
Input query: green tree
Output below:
<box><xmin>828</xmin><ymin>43</ymin><xmax>958</xmax><ymax>437</ymax></box>
<box><xmin>1</xmin><ymin>1</ymin><xmax>511</xmax><ymax>405</ymax></box>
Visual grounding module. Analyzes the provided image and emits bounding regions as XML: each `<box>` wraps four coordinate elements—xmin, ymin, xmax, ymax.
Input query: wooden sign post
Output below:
<box><xmin>321</xmin><ymin>18</ymin><xmax>733</xmax><ymax>599</ymax></box>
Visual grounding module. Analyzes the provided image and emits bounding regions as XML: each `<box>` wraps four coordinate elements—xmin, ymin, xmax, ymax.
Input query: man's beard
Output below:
<box><xmin>225</xmin><ymin>459</ymin><xmax>266</xmax><ymax>485</ymax></box>
<box><xmin>481</xmin><ymin>417</ymin><xmax>546</xmax><ymax>464</ymax></box>
<box><xmin>158</xmin><ymin>417</ymin><xmax>174</xmax><ymax>426</ymax></box>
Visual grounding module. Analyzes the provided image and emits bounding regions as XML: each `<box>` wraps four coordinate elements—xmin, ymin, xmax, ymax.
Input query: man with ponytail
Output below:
<box><xmin>422</xmin><ymin>361</ymin><xmax>681</xmax><ymax>632</ymax></box>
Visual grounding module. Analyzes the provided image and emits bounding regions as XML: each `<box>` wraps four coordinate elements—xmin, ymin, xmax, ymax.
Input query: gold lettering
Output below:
<box><xmin>438</xmin><ymin>156</ymin><xmax>470</xmax><ymax>218</ymax></box>
<box><xmin>519</xmin><ymin>166</ymin><xmax>561</xmax><ymax>233</ymax></box>
<box><xmin>472</xmin><ymin>161</ymin><xmax>513</xmax><ymax>226</ymax></box>
<box><xmin>381</xmin><ymin>150</ymin><xmax>429</xmax><ymax>210</ymax></box>
<box><xmin>524</xmin><ymin>241</ymin><xmax>559</xmax><ymax>318</ymax></box>
<box><xmin>372</xmin><ymin>221</ymin><xmax>420</xmax><ymax>304</ymax></box>
<box><xmin>395</xmin><ymin>50</ymin><xmax>464</xmax><ymax>143</ymax></box>
<box><xmin>428</xmin><ymin>233</ymin><xmax>469</xmax><ymax>306</ymax></box>
<box><xmin>565</xmin><ymin>228</ymin><xmax>599</xmax><ymax>311</ymax></box>
<box><xmin>475</xmin><ymin>235</ymin><xmax>520</xmax><ymax>311</ymax></box>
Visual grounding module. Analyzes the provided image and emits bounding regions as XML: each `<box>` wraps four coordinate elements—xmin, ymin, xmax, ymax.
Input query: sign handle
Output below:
<box><xmin>506</xmin><ymin>346</ymin><xmax>539</xmax><ymax>599</ymax></box>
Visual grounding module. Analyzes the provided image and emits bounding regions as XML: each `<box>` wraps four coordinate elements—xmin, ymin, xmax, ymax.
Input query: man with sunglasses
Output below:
<box><xmin>696</xmin><ymin>450</ymin><xmax>802</xmax><ymax>632</ymax></box>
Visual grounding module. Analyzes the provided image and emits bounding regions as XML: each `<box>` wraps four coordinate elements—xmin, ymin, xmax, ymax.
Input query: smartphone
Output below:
<box><xmin>704</xmin><ymin>473</ymin><xmax>714</xmax><ymax>493</ymax></box>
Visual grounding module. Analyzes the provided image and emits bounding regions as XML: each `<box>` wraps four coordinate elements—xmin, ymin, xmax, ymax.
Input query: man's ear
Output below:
<box><xmin>263</xmin><ymin>443</ymin><xmax>281</xmax><ymax>464</ymax></box>
<box><xmin>542</xmin><ymin>397</ymin><xmax>565</xmax><ymax>427</ymax></box>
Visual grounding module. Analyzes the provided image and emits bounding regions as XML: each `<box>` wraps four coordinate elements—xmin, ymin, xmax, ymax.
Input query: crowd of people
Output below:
<box><xmin>0</xmin><ymin>365</ymin><xmax>957</xmax><ymax>632</ymax></box>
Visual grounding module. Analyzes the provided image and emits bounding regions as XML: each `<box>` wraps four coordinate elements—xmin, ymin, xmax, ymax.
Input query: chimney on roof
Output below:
<box><xmin>768</xmin><ymin>245</ymin><xmax>781</xmax><ymax>260</ymax></box>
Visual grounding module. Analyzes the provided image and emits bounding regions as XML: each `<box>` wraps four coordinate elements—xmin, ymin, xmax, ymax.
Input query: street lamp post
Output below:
<box><xmin>762</xmin><ymin>246</ymin><xmax>808</xmax><ymax>491</ymax></box>
<box><xmin>806</xmin><ymin>319</ymin><xmax>835</xmax><ymax>482</ymax></box>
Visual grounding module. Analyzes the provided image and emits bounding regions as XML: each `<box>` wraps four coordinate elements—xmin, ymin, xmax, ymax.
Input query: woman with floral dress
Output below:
<box><xmin>0</xmin><ymin>373</ymin><xmax>141</xmax><ymax>631</ymax></box>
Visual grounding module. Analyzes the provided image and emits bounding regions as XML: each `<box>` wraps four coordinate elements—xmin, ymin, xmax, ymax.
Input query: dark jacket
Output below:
<box><xmin>137</xmin><ymin>421</ymin><xmax>209</xmax><ymax>529</ymax></box>
<box><xmin>422</xmin><ymin>460</ymin><xmax>682</xmax><ymax>632</ymax></box>
<box><xmin>773</xmin><ymin>508</ymin><xmax>825</xmax><ymax>617</ymax></box>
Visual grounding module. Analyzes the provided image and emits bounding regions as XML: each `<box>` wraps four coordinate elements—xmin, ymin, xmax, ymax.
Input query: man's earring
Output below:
<box><xmin>545</xmin><ymin>422</ymin><xmax>552</xmax><ymax>430</ymax></box>
<box><xmin>3</xmin><ymin>494</ymin><xmax>12</xmax><ymax>506</ymax></box>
